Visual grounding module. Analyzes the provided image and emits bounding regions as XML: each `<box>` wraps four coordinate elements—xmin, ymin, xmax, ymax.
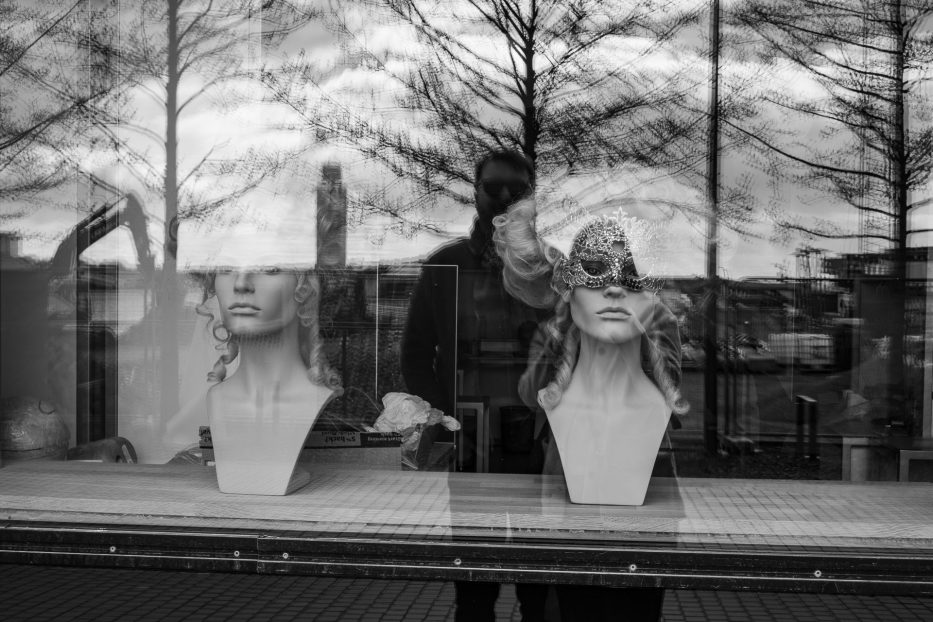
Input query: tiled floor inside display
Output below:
<box><xmin>2</xmin><ymin>564</ymin><xmax>933</xmax><ymax>621</ymax></box>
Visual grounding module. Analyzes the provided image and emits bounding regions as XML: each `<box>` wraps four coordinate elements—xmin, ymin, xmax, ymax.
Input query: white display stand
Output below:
<box><xmin>546</xmin><ymin>336</ymin><xmax>671</xmax><ymax>506</ymax></box>
<box><xmin>207</xmin><ymin>383</ymin><xmax>334</xmax><ymax>495</ymax></box>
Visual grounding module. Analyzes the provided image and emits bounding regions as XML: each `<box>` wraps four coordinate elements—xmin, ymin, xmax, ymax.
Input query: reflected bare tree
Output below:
<box><xmin>103</xmin><ymin>0</ymin><xmax>293</xmax><ymax>420</ymax></box>
<box><xmin>264</xmin><ymin>0</ymin><xmax>705</xmax><ymax>230</ymax></box>
<box><xmin>0</xmin><ymin>0</ymin><xmax>121</xmax><ymax>209</ymax></box>
<box><xmin>731</xmin><ymin>0</ymin><xmax>933</xmax><ymax>425</ymax></box>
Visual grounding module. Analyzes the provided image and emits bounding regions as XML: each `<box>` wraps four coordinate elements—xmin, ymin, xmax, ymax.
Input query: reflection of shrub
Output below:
<box><xmin>313</xmin><ymin>269</ymin><xmax>412</xmax><ymax>431</ymax></box>
<box><xmin>315</xmin><ymin>328</ymin><xmax>408</xmax><ymax>431</ymax></box>
<box><xmin>315</xmin><ymin>332</ymin><xmax>404</xmax><ymax>430</ymax></box>
<box><xmin>675</xmin><ymin>445</ymin><xmax>839</xmax><ymax>480</ymax></box>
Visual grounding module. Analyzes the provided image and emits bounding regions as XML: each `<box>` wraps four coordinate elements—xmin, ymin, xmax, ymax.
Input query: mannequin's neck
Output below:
<box><xmin>232</xmin><ymin>321</ymin><xmax>305</xmax><ymax>392</ymax></box>
<box><xmin>571</xmin><ymin>331</ymin><xmax>645</xmax><ymax>394</ymax></box>
<box><xmin>550</xmin><ymin>331</ymin><xmax>669</xmax><ymax>432</ymax></box>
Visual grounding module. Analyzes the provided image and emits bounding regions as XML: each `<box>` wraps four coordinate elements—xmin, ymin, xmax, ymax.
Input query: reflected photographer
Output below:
<box><xmin>401</xmin><ymin>150</ymin><xmax>550</xmax><ymax>622</ymax></box>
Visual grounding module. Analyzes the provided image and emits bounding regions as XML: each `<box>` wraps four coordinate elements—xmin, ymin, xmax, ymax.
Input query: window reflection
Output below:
<box><xmin>0</xmin><ymin>1</ymin><xmax>930</xmax><ymax>490</ymax></box>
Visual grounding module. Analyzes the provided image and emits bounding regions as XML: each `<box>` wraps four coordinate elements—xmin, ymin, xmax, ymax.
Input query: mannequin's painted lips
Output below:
<box><xmin>229</xmin><ymin>303</ymin><xmax>260</xmax><ymax>314</ymax></box>
<box><xmin>597</xmin><ymin>307</ymin><xmax>630</xmax><ymax>318</ymax></box>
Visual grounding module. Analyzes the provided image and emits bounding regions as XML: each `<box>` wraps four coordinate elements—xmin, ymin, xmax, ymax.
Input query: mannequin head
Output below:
<box><xmin>554</xmin><ymin>219</ymin><xmax>656</xmax><ymax>345</ymax></box>
<box><xmin>214</xmin><ymin>268</ymin><xmax>301</xmax><ymax>338</ymax></box>
<box><xmin>519</xmin><ymin>217</ymin><xmax>687</xmax><ymax>415</ymax></box>
<box><xmin>569</xmin><ymin>284</ymin><xmax>657</xmax><ymax>345</ymax></box>
<box><xmin>197</xmin><ymin>268</ymin><xmax>341</xmax><ymax>391</ymax></box>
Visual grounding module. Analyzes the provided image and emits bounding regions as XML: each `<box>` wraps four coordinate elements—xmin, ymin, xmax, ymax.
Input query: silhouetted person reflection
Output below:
<box><xmin>401</xmin><ymin>151</ymin><xmax>550</xmax><ymax>621</ymax></box>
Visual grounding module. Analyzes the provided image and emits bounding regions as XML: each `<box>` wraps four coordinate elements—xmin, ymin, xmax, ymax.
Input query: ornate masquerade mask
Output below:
<box><xmin>554</xmin><ymin>218</ymin><xmax>646</xmax><ymax>292</ymax></box>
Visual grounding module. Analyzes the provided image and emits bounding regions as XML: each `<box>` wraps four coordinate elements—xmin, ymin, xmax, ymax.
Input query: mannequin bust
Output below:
<box><xmin>204</xmin><ymin>268</ymin><xmax>341</xmax><ymax>495</ymax></box>
<box><xmin>547</xmin><ymin>284</ymin><xmax>672</xmax><ymax>505</ymax></box>
<box><xmin>495</xmin><ymin>208</ymin><xmax>688</xmax><ymax>505</ymax></box>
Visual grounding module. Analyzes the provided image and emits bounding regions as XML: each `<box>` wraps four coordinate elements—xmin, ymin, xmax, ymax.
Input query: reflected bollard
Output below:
<box><xmin>795</xmin><ymin>395</ymin><xmax>819</xmax><ymax>461</ymax></box>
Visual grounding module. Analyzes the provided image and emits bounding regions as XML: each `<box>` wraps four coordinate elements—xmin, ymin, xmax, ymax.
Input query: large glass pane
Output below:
<box><xmin>1</xmin><ymin>3</ymin><xmax>932</xmax><ymax>598</ymax></box>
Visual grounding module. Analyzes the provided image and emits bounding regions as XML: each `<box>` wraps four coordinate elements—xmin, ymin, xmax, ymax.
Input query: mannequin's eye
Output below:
<box><xmin>580</xmin><ymin>260</ymin><xmax>609</xmax><ymax>276</ymax></box>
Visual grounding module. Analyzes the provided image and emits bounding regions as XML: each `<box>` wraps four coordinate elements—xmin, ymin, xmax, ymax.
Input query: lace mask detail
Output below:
<box><xmin>554</xmin><ymin>218</ymin><xmax>647</xmax><ymax>292</ymax></box>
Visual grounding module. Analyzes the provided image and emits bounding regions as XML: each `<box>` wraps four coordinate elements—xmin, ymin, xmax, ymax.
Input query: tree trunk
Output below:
<box><xmin>521</xmin><ymin>0</ymin><xmax>538</xmax><ymax>169</ymax></box>
<box><xmin>160</xmin><ymin>0</ymin><xmax>181</xmax><ymax>425</ymax></box>
<box><xmin>704</xmin><ymin>0</ymin><xmax>721</xmax><ymax>454</ymax></box>
<box><xmin>887</xmin><ymin>0</ymin><xmax>908</xmax><ymax>429</ymax></box>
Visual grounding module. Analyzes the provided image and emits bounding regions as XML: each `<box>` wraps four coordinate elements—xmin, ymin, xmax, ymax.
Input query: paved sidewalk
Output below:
<box><xmin>2</xmin><ymin>564</ymin><xmax>932</xmax><ymax>621</ymax></box>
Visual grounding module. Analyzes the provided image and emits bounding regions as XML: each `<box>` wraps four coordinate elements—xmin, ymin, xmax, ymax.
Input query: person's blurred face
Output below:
<box><xmin>474</xmin><ymin>160</ymin><xmax>531</xmax><ymax>229</ymax></box>
<box><xmin>570</xmin><ymin>283</ymin><xmax>655</xmax><ymax>345</ymax></box>
<box><xmin>215</xmin><ymin>269</ymin><xmax>300</xmax><ymax>337</ymax></box>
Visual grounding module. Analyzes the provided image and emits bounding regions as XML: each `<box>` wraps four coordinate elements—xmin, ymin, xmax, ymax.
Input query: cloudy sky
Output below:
<box><xmin>3</xmin><ymin>0</ymin><xmax>931</xmax><ymax>279</ymax></box>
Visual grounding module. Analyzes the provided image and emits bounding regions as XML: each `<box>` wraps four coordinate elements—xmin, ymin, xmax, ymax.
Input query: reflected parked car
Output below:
<box><xmin>768</xmin><ymin>333</ymin><xmax>834</xmax><ymax>370</ymax></box>
<box><xmin>681</xmin><ymin>336</ymin><xmax>779</xmax><ymax>373</ymax></box>
<box><xmin>734</xmin><ymin>338</ymin><xmax>780</xmax><ymax>374</ymax></box>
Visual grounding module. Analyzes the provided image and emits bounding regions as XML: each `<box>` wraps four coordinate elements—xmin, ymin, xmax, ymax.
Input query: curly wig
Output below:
<box><xmin>195</xmin><ymin>270</ymin><xmax>343</xmax><ymax>394</ymax></box>
<box><xmin>494</xmin><ymin>201</ymin><xmax>688</xmax><ymax>416</ymax></box>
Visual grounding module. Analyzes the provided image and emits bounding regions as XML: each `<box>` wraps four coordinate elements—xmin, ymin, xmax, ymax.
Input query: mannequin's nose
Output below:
<box><xmin>603</xmin><ymin>284</ymin><xmax>625</xmax><ymax>298</ymax></box>
<box><xmin>233</xmin><ymin>271</ymin><xmax>254</xmax><ymax>293</ymax></box>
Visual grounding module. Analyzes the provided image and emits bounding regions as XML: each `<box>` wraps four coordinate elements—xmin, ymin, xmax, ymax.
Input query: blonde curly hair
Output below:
<box><xmin>195</xmin><ymin>270</ymin><xmax>343</xmax><ymax>394</ymax></box>
<box><xmin>494</xmin><ymin>200</ymin><xmax>688</xmax><ymax>416</ymax></box>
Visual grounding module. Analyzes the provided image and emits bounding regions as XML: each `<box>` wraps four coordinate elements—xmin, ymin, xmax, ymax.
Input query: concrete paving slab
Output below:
<box><xmin>1</xmin><ymin>564</ymin><xmax>932</xmax><ymax>621</ymax></box>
